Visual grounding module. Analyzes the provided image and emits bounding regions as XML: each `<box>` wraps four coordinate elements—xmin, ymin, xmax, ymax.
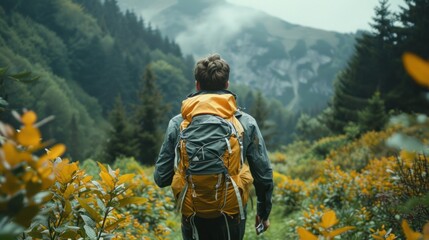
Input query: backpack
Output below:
<box><xmin>171</xmin><ymin>93</ymin><xmax>253</xmax><ymax>220</ymax></box>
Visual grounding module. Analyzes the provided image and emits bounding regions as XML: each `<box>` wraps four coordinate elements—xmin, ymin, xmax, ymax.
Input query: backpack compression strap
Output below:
<box><xmin>228</xmin><ymin>174</ymin><xmax>245</xmax><ymax>220</ymax></box>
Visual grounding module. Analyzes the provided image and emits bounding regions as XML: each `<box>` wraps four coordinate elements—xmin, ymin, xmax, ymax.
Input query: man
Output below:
<box><xmin>154</xmin><ymin>53</ymin><xmax>273</xmax><ymax>240</ymax></box>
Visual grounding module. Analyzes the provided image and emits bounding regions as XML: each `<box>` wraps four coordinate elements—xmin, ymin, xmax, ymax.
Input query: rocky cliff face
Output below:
<box><xmin>120</xmin><ymin>0</ymin><xmax>356</xmax><ymax>112</ymax></box>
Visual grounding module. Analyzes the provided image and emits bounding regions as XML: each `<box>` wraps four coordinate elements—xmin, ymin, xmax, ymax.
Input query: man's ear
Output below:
<box><xmin>195</xmin><ymin>81</ymin><xmax>201</xmax><ymax>91</ymax></box>
<box><xmin>225</xmin><ymin>80</ymin><xmax>229</xmax><ymax>89</ymax></box>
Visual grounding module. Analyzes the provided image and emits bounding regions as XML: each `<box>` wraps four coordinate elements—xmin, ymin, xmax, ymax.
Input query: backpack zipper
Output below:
<box><xmin>215</xmin><ymin>173</ymin><xmax>223</xmax><ymax>200</ymax></box>
<box><xmin>189</xmin><ymin>175</ymin><xmax>197</xmax><ymax>198</ymax></box>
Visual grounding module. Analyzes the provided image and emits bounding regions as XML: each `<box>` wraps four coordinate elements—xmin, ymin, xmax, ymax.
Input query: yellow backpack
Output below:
<box><xmin>171</xmin><ymin>93</ymin><xmax>253</xmax><ymax>220</ymax></box>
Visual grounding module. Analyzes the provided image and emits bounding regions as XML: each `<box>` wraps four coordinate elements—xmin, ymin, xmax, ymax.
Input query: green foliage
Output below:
<box><xmin>273</xmin><ymin>110</ymin><xmax>429</xmax><ymax>238</ymax></box>
<box><xmin>393</xmin><ymin>154</ymin><xmax>429</xmax><ymax>229</ymax></box>
<box><xmin>0</xmin><ymin>111</ymin><xmax>175</xmax><ymax>239</ymax></box>
<box><xmin>398</xmin><ymin>0</ymin><xmax>429</xmax><ymax>62</ymax></box>
<box><xmin>248</xmin><ymin>91</ymin><xmax>279</xmax><ymax>147</ymax></box>
<box><xmin>357</xmin><ymin>91</ymin><xmax>388</xmax><ymax>133</ymax></box>
<box><xmin>250</xmin><ymin>91</ymin><xmax>269</xmax><ymax>129</ymax></box>
<box><xmin>112</xmin><ymin>157</ymin><xmax>144</xmax><ymax>174</ymax></box>
<box><xmin>151</xmin><ymin>60</ymin><xmax>191</xmax><ymax>115</ymax></box>
<box><xmin>0</xmin><ymin>4</ymin><xmax>108</xmax><ymax>160</ymax></box>
<box><xmin>310</xmin><ymin>135</ymin><xmax>348</xmax><ymax>159</ymax></box>
<box><xmin>230</xmin><ymin>86</ymin><xmax>297</xmax><ymax>149</ymax></box>
<box><xmin>330</xmin><ymin>0</ymin><xmax>429</xmax><ymax>134</ymax></box>
<box><xmin>244</xmin><ymin>203</ymin><xmax>296</xmax><ymax>240</ymax></box>
<box><xmin>0</xmin><ymin>67</ymin><xmax>38</xmax><ymax>112</ymax></box>
<box><xmin>343</xmin><ymin>122</ymin><xmax>361</xmax><ymax>140</ymax></box>
<box><xmin>272</xmin><ymin>141</ymin><xmax>325</xmax><ymax>180</ymax></box>
<box><xmin>295</xmin><ymin>113</ymin><xmax>332</xmax><ymax>142</ymax></box>
<box><xmin>268</xmin><ymin>100</ymin><xmax>297</xmax><ymax>147</ymax></box>
<box><xmin>0</xmin><ymin>0</ymin><xmax>193</xmax><ymax>161</ymax></box>
<box><xmin>104</xmin><ymin>95</ymin><xmax>138</xmax><ymax>163</ymax></box>
<box><xmin>26</xmin><ymin>159</ymin><xmax>151</xmax><ymax>240</ymax></box>
<box><xmin>133</xmin><ymin>66</ymin><xmax>169</xmax><ymax>165</ymax></box>
<box><xmin>0</xmin><ymin>111</ymin><xmax>63</xmax><ymax>239</ymax></box>
<box><xmin>274</xmin><ymin>173</ymin><xmax>308</xmax><ymax>215</ymax></box>
<box><xmin>80</xmin><ymin>159</ymin><xmax>100</xmax><ymax>179</ymax></box>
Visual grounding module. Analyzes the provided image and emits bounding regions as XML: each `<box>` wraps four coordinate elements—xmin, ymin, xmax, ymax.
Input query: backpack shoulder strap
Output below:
<box><xmin>229</xmin><ymin>114</ymin><xmax>245</xmax><ymax>166</ymax></box>
<box><xmin>174</xmin><ymin>119</ymin><xmax>189</xmax><ymax>170</ymax></box>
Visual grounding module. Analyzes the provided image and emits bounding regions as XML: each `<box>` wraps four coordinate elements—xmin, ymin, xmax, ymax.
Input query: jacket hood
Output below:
<box><xmin>181</xmin><ymin>91</ymin><xmax>238</xmax><ymax>121</ymax></box>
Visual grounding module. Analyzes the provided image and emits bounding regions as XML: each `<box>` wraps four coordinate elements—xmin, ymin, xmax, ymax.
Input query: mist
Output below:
<box><xmin>174</xmin><ymin>5</ymin><xmax>259</xmax><ymax>57</ymax></box>
<box><xmin>118</xmin><ymin>0</ymin><xmax>356</xmax><ymax>112</ymax></box>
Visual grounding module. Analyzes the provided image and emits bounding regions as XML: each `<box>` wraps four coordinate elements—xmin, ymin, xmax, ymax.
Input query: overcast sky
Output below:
<box><xmin>226</xmin><ymin>0</ymin><xmax>404</xmax><ymax>33</ymax></box>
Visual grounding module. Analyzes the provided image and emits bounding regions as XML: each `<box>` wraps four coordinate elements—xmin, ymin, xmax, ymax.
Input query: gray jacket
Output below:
<box><xmin>154</xmin><ymin>91</ymin><xmax>274</xmax><ymax>220</ymax></box>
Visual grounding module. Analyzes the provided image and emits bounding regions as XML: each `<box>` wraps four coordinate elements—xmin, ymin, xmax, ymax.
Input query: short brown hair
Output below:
<box><xmin>194</xmin><ymin>54</ymin><xmax>230</xmax><ymax>91</ymax></box>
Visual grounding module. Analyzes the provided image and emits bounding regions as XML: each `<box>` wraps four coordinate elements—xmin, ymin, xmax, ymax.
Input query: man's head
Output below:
<box><xmin>194</xmin><ymin>54</ymin><xmax>230</xmax><ymax>91</ymax></box>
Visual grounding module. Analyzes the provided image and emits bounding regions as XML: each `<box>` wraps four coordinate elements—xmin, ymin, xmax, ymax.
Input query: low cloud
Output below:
<box><xmin>174</xmin><ymin>5</ymin><xmax>259</xmax><ymax>56</ymax></box>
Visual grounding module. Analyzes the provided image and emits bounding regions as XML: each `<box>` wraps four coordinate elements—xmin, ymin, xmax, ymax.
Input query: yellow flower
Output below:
<box><xmin>371</xmin><ymin>225</ymin><xmax>397</xmax><ymax>240</ymax></box>
<box><xmin>400</xmin><ymin>150</ymin><xmax>417</xmax><ymax>163</ymax></box>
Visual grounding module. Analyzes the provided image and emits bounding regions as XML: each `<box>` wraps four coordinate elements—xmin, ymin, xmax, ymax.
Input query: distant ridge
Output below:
<box><xmin>120</xmin><ymin>0</ymin><xmax>356</xmax><ymax>112</ymax></box>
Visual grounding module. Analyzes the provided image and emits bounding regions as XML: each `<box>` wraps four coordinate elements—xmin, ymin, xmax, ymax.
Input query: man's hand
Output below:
<box><xmin>255</xmin><ymin>215</ymin><xmax>270</xmax><ymax>235</ymax></box>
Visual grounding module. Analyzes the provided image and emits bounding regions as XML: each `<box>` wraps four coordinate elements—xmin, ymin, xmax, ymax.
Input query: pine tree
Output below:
<box><xmin>392</xmin><ymin>0</ymin><xmax>429</xmax><ymax>113</ymax></box>
<box><xmin>69</xmin><ymin>114</ymin><xmax>82</xmax><ymax>160</ymax></box>
<box><xmin>250</xmin><ymin>92</ymin><xmax>269</xmax><ymax>130</ymax></box>
<box><xmin>329</xmin><ymin>0</ymin><xmax>396</xmax><ymax>133</ymax></box>
<box><xmin>244</xmin><ymin>91</ymin><xmax>255</xmax><ymax>112</ymax></box>
<box><xmin>134</xmin><ymin>65</ymin><xmax>168</xmax><ymax>165</ymax></box>
<box><xmin>105</xmin><ymin>95</ymin><xmax>137</xmax><ymax>164</ymax></box>
<box><xmin>357</xmin><ymin>91</ymin><xmax>388</xmax><ymax>133</ymax></box>
<box><xmin>249</xmin><ymin>91</ymin><xmax>277</xmax><ymax>145</ymax></box>
<box><xmin>329</xmin><ymin>35</ymin><xmax>375</xmax><ymax>133</ymax></box>
<box><xmin>370</xmin><ymin>0</ymin><xmax>397</xmax><ymax>94</ymax></box>
<box><xmin>398</xmin><ymin>0</ymin><xmax>429</xmax><ymax>59</ymax></box>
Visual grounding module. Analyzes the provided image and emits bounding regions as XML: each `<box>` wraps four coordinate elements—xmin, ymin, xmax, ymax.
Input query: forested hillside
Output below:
<box><xmin>0</xmin><ymin>0</ymin><xmax>194</xmax><ymax>161</ymax></box>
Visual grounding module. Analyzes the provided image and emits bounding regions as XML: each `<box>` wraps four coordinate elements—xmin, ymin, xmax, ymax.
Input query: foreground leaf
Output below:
<box><xmin>117</xmin><ymin>174</ymin><xmax>135</xmax><ymax>186</ymax></box>
<box><xmin>16</xmin><ymin>125</ymin><xmax>41</xmax><ymax>147</ymax></box>
<box><xmin>21</xmin><ymin>111</ymin><xmax>37</xmax><ymax>125</ymax></box>
<box><xmin>297</xmin><ymin>227</ymin><xmax>318</xmax><ymax>240</ymax></box>
<box><xmin>77</xmin><ymin>198</ymin><xmax>102</xmax><ymax>223</ymax></box>
<box><xmin>326</xmin><ymin>226</ymin><xmax>355</xmax><ymax>238</ymax></box>
<box><xmin>403</xmin><ymin>52</ymin><xmax>429</xmax><ymax>88</ymax></box>
<box><xmin>104</xmin><ymin>217</ymin><xmax>126</xmax><ymax>232</ymax></box>
<box><xmin>84</xmin><ymin>225</ymin><xmax>97</xmax><ymax>239</ymax></box>
<box><xmin>118</xmin><ymin>197</ymin><xmax>148</xmax><ymax>207</ymax></box>
<box><xmin>41</xmin><ymin>144</ymin><xmax>66</xmax><ymax>162</ymax></box>
<box><xmin>402</xmin><ymin>220</ymin><xmax>422</xmax><ymax>240</ymax></box>
<box><xmin>423</xmin><ymin>222</ymin><xmax>429</xmax><ymax>239</ymax></box>
<box><xmin>99</xmin><ymin>171</ymin><xmax>115</xmax><ymax>191</ymax></box>
<box><xmin>319</xmin><ymin>210</ymin><xmax>339</xmax><ymax>229</ymax></box>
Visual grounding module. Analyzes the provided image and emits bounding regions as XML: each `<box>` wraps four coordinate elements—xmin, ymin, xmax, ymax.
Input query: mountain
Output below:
<box><xmin>119</xmin><ymin>0</ymin><xmax>356</xmax><ymax>112</ymax></box>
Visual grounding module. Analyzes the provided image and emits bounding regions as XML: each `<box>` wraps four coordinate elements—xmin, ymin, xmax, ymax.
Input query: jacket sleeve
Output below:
<box><xmin>240</xmin><ymin>113</ymin><xmax>274</xmax><ymax>221</ymax></box>
<box><xmin>154</xmin><ymin>115</ymin><xmax>181</xmax><ymax>188</ymax></box>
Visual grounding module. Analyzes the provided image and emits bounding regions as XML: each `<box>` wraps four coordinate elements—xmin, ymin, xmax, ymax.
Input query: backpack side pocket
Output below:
<box><xmin>171</xmin><ymin>172</ymin><xmax>185</xmax><ymax>200</ymax></box>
